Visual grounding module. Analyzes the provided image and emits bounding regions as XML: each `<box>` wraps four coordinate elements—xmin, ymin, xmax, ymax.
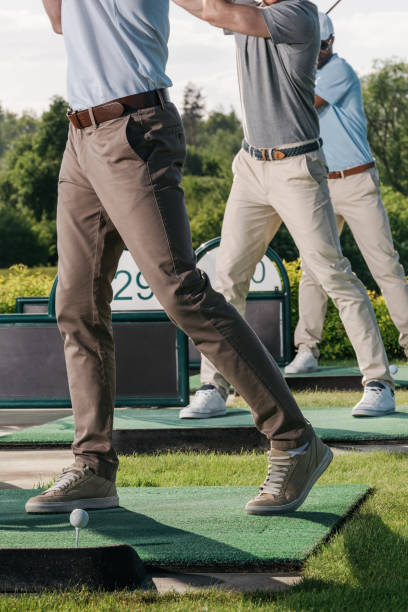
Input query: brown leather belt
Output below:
<box><xmin>328</xmin><ymin>161</ymin><xmax>375</xmax><ymax>179</ymax></box>
<box><xmin>67</xmin><ymin>89</ymin><xmax>170</xmax><ymax>129</ymax></box>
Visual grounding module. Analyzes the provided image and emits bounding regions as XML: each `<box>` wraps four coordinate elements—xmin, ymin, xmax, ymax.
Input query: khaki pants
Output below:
<box><xmin>201</xmin><ymin>149</ymin><xmax>392</xmax><ymax>398</ymax></box>
<box><xmin>295</xmin><ymin>167</ymin><xmax>408</xmax><ymax>355</ymax></box>
<box><xmin>56</xmin><ymin>102</ymin><xmax>313</xmax><ymax>480</ymax></box>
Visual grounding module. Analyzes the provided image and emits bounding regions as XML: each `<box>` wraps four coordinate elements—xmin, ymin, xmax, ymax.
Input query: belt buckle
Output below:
<box><xmin>273</xmin><ymin>149</ymin><xmax>286</xmax><ymax>161</ymax></box>
<box><xmin>66</xmin><ymin>108</ymin><xmax>82</xmax><ymax>129</ymax></box>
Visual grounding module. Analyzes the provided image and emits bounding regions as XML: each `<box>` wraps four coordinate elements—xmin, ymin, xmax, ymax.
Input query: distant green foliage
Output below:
<box><xmin>0</xmin><ymin>265</ymin><xmax>55</xmax><ymax>313</ymax></box>
<box><xmin>0</xmin><ymin>207</ymin><xmax>50</xmax><ymax>268</ymax></box>
<box><xmin>362</xmin><ymin>60</ymin><xmax>408</xmax><ymax>196</ymax></box>
<box><xmin>0</xmin><ymin>96</ymin><xmax>68</xmax><ymax>222</ymax></box>
<box><xmin>285</xmin><ymin>259</ymin><xmax>403</xmax><ymax>360</ymax></box>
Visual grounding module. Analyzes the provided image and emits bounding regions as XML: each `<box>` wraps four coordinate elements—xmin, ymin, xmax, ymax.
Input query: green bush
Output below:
<box><xmin>285</xmin><ymin>259</ymin><xmax>403</xmax><ymax>360</ymax></box>
<box><xmin>0</xmin><ymin>264</ymin><xmax>55</xmax><ymax>313</ymax></box>
<box><xmin>0</xmin><ymin>206</ymin><xmax>50</xmax><ymax>268</ymax></box>
<box><xmin>0</xmin><ymin>260</ymin><xmax>402</xmax><ymax>360</ymax></box>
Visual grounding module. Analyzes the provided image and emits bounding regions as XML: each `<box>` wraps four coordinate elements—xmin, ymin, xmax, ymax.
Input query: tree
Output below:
<box><xmin>0</xmin><ymin>96</ymin><xmax>68</xmax><ymax>220</ymax></box>
<box><xmin>362</xmin><ymin>60</ymin><xmax>408</xmax><ymax>196</ymax></box>
<box><xmin>0</xmin><ymin>105</ymin><xmax>37</xmax><ymax>161</ymax></box>
<box><xmin>182</xmin><ymin>82</ymin><xmax>206</xmax><ymax>145</ymax></box>
<box><xmin>0</xmin><ymin>206</ymin><xmax>48</xmax><ymax>268</ymax></box>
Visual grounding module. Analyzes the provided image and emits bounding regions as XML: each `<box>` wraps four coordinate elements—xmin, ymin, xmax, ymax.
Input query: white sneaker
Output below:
<box><xmin>352</xmin><ymin>381</ymin><xmax>396</xmax><ymax>417</ymax></box>
<box><xmin>179</xmin><ymin>385</ymin><xmax>227</xmax><ymax>419</ymax></box>
<box><xmin>284</xmin><ymin>349</ymin><xmax>318</xmax><ymax>374</ymax></box>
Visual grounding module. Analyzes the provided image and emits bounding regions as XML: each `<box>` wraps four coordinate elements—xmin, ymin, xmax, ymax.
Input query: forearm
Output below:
<box><xmin>315</xmin><ymin>94</ymin><xmax>328</xmax><ymax>112</ymax></box>
<box><xmin>171</xmin><ymin>0</ymin><xmax>205</xmax><ymax>20</ymax></box>
<box><xmin>203</xmin><ymin>0</ymin><xmax>269</xmax><ymax>37</ymax></box>
<box><xmin>42</xmin><ymin>0</ymin><xmax>62</xmax><ymax>34</ymax></box>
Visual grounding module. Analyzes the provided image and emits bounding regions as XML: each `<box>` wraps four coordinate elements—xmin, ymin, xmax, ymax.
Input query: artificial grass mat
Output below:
<box><xmin>2</xmin><ymin>405</ymin><xmax>408</xmax><ymax>444</ymax></box>
<box><xmin>0</xmin><ymin>485</ymin><xmax>368</xmax><ymax>569</ymax></box>
<box><xmin>191</xmin><ymin>364</ymin><xmax>408</xmax><ymax>390</ymax></box>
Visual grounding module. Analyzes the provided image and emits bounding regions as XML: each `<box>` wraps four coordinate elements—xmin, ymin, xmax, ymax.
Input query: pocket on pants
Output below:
<box><xmin>302</xmin><ymin>152</ymin><xmax>328</xmax><ymax>185</ymax></box>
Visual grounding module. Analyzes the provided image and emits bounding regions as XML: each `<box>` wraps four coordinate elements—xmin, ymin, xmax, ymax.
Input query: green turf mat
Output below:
<box><xmin>2</xmin><ymin>406</ymin><xmax>408</xmax><ymax>444</ymax></box>
<box><xmin>0</xmin><ymin>485</ymin><xmax>368</xmax><ymax>567</ymax></box>
<box><xmin>190</xmin><ymin>365</ymin><xmax>408</xmax><ymax>390</ymax></box>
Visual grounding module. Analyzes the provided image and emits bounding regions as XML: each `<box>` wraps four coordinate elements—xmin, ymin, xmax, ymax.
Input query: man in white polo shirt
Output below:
<box><xmin>286</xmin><ymin>13</ymin><xmax>408</xmax><ymax>402</ymax></box>
<box><xmin>177</xmin><ymin>0</ymin><xmax>395</xmax><ymax>423</ymax></box>
<box><xmin>25</xmin><ymin>0</ymin><xmax>334</xmax><ymax>516</ymax></box>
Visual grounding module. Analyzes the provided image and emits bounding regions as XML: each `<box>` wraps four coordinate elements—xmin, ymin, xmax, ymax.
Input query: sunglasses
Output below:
<box><xmin>321</xmin><ymin>39</ymin><xmax>332</xmax><ymax>51</ymax></box>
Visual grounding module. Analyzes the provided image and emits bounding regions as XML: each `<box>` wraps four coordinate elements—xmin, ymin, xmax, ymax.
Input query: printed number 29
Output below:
<box><xmin>113</xmin><ymin>270</ymin><xmax>153</xmax><ymax>301</ymax></box>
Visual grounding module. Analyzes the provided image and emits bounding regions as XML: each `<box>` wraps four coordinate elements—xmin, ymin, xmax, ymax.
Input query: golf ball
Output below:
<box><xmin>390</xmin><ymin>365</ymin><xmax>399</xmax><ymax>376</ymax></box>
<box><xmin>70</xmin><ymin>508</ymin><xmax>89</xmax><ymax>529</ymax></box>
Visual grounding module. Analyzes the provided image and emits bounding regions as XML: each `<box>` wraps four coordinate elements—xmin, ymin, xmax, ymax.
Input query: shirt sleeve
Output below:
<box><xmin>262</xmin><ymin>3</ymin><xmax>317</xmax><ymax>44</ymax></box>
<box><xmin>223</xmin><ymin>0</ymin><xmax>258</xmax><ymax>35</ymax></box>
<box><xmin>315</xmin><ymin>59</ymin><xmax>356</xmax><ymax>106</ymax></box>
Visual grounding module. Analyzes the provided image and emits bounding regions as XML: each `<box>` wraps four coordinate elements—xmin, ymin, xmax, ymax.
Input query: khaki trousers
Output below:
<box><xmin>295</xmin><ymin>167</ymin><xmax>408</xmax><ymax>355</ymax></box>
<box><xmin>56</xmin><ymin>102</ymin><xmax>312</xmax><ymax>480</ymax></box>
<box><xmin>201</xmin><ymin>149</ymin><xmax>392</xmax><ymax>398</ymax></box>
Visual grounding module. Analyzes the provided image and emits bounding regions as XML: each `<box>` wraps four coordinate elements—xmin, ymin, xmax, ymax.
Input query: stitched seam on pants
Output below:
<box><xmin>90</xmin><ymin>208</ymin><xmax>108</xmax><ymax>388</ymax></box>
<box><xmin>145</xmin><ymin>164</ymin><xmax>184</xmax><ymax>286</ymax></box>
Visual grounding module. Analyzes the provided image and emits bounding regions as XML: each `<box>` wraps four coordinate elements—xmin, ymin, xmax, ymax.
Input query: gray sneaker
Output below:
<box><xmin>25</xmin><ymin>461</ymin><xmax>119</xmax><ymax>514</ymax></box>
<box><xmin>179</xmin><ymin>385</ymin><xmax>227</xmax><ymax>419</ymax></box>
<box><xmin>246</xmin><ymin>434</ymin><xmax>333</xmax><ymax>515</ymax></box>
<box><xmin>284</xmin><ymin>348</ymin><xmax>318</xmax><ymax>375</ymax></box>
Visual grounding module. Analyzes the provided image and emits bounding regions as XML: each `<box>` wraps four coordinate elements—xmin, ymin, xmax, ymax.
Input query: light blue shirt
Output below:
<box><xmin>61</xmin><ymin>0</ymin><xmax>172</xmax><ymax>111</ymax></box>
<box><xmin>316</xmin><ymin>54</ymin><xmax>373</xmax><ymax>172</ymax></box>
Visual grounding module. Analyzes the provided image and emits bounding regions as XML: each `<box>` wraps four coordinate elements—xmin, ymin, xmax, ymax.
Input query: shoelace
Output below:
<box><xmin>363</xmin><ymin>386</ymin><xmax>385</xmax><ymax>401</ymax></box>
<box><xmin>46</xmin><ymin>465</ymin><xmax>86</xmax><ymax>493</ymax></box>
<box><xmin>195</xmin><ymin>389</ymin><xmax>218</xmax><ymax>404</ymax></box>
<box><xmin>259</xmin><ymin>452</ymin><xmax>293</xmax><ymax>496</ymax></box>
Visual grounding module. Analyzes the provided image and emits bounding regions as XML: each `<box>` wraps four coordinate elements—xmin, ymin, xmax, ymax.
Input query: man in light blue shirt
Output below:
<box><xmin>288</xmin><ymin>13</ymin><xmax>408</xmax><ymax>382</ymax></box>
<box><xmin>61</xmin><ymin>0</ymin><xmax>172</xmax><ymax>111</ymax></box>
<box><xmin>25</xmin><ymin>0</ymin><xmax>335</xmax><ymax>516</ymax></box>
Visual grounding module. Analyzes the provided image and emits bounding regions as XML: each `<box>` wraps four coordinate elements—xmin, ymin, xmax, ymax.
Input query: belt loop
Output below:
<box><xmin>340</xmin><ymin>170</ymin><xmax>345</xmax><ymax>179</ymax></box>
<box><xmin>88</xmin><ymin>107</ymin><xmax>97</xmax><ymax>129</ymax></box>
<box><xmin>157</xmin><ymin>89</ymin><xmax>166</xmax><ymax>110</ymax></box>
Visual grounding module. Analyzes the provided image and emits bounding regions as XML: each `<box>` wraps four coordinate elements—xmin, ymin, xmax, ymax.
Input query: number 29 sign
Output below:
<box><xmin>111</xmin><ymin>249</ymin><xmax>282</xmax><ymax>312</ymax></box>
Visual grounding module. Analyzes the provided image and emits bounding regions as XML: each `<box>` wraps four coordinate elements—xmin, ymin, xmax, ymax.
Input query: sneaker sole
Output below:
<box><xmin>25</xmin><ymin>495</ymin><xmax>119</xmax><ymax>514</ymax></box>
<box><xmin>352</xmin><ymin>408</ymin><xmax>396</xmax><ymax>418</ymax></box>
<box><xmin>284</xmin><ymin>366</ymin><xmax>318</xmax><ymax>375</ymax></box>
<box><xmin>245</xmin><ymin>446</ymin><xmax>333</xmax><ymax>515</ymax></box>
<box><xmin>179</xmin><ymin>409</ymin><xmax>227</xmax><ymax>419</ymax></box>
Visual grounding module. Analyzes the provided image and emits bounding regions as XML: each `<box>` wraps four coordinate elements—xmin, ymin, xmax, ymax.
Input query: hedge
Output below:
<box><xmin>0</xmin><ymin>265</ymin><xmax>55</xmax><ymax>313</ymax></box>
<box><xmin>0</xmin><ymin>262</ymin><xmax>403</xmax><ymax>360</ymax></box>
<box><xmin>284</xmin><ymin>259</ymin><xmax>402</xmax><ymax>360</ymax></box>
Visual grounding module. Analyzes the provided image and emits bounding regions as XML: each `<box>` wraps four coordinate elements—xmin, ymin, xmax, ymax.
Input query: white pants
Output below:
<box><xmin>295</xmin><ymin>167</ymin><xmax>408</xmax><ymax>356</ymax></box>
<box><xmin>200</xmin><ymin>149</ymin><xmax>392</xmax><ymax>397</ymax></box>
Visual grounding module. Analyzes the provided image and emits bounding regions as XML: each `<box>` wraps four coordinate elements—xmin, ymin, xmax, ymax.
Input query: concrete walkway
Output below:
<box><xmin>0</xmin><ymin>449</ymin><xmax>73</xmax><ymax>489</ymax></box>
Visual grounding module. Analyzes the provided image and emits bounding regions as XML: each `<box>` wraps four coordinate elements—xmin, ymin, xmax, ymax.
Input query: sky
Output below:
<box><xmin>0</xmin><ymin>0</ymin><xmax>407</xmax><ymax>117</ymax></box>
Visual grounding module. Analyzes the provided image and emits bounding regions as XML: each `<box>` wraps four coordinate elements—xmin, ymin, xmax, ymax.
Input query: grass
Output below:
<box><xmin>231</xmin><ymin>388</ymin><xmax>408</xmax><ymax>409</ymax></box>
<box><xmin>1</xmin><ymin>451</ymin><xmax>408</xmax><ymax>611</ymax></box>
<box><xmin>0</xmin><ymin>266</ymin><xmax>57</xmax><ymax>280</ymax></box>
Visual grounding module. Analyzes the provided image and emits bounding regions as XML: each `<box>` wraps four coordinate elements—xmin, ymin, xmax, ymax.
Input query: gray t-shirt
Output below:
<box><xmin>228</xmin><ymin>0</ymin><xmax>320</xmax><ymax>148</ymax></box>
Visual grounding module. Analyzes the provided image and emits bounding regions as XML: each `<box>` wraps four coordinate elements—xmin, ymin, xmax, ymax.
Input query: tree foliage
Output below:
<box><xmin>181</xmin><ymin>82</ymin><xmax>206</xmax><ymax>146</ymax></box>
<box><xmin>362</xmin><ymin>60</ymin><xmax>408</xmax><ymax>196</ymax></box>
<box><xmin>0</xmin><ymin>96</ymin><xmax>68</xmax><ymax>221</ymax></box>
<box><xmin>0</xmin><ymin>62</ymin><xmax>407</xmax><ymax>277</ymax></box>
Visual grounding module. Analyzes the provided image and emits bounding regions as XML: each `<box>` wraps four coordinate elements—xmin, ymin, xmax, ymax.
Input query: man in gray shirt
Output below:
<box><xmin>177</xmin><ymin>0</ymin><xmax>395</xmax><ymax>429</ymax></box>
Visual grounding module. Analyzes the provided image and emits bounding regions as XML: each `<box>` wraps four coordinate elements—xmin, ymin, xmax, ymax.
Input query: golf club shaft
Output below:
<box><xmin>326</xmin><ymin>0</ymin><xmax>343</xmax><ymax>15</ymax></box>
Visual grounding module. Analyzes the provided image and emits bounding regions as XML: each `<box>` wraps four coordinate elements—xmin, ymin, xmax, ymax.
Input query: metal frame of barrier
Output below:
<box><xmin>0</xmin><ymin>280</ymin><xmax>189</xmax><ymax>409</ymax></box>
<box><xmin>190</xmin><ymin>237</ymin><xmax>293</xmax><ymax>368</ymax></box>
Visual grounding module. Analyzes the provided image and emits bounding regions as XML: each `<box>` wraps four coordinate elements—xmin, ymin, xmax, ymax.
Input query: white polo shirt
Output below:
<box><xmin>61</xmin><ymin>0</ymin><xmax>172</xmax><ymax>111</ymax></box>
